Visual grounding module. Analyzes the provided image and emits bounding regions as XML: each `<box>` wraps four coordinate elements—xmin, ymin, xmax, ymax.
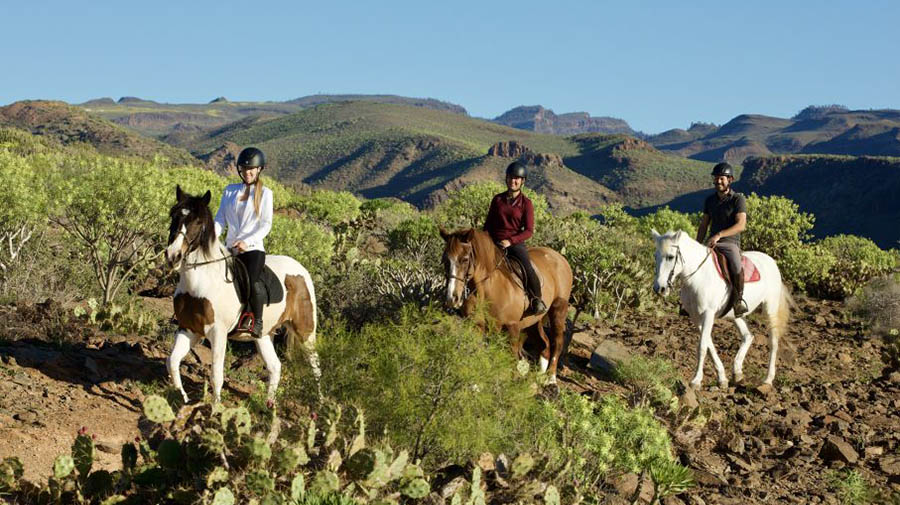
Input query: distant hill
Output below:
<box><xmin>0</xmin><ymin>100</ymin><xmax>198</xmax><ymax>165</ymax></box>
<box><xmin>739</xmin><ymin>154</ymin><xmax>900</xmax><ymax>248</ymax></box>
<box><xmin>649</xmin><ymin>106</ymin><xmax>900</xmax><ymax>164</ymax></box>
<box><xmin>180</xmin><ymin>101</ymin><xmax>710</xmax><ymax>211</ymax></box>
<box><xmin>77</xmin><ymin>94</ymin><xmax>467</xmax><ymax>139</ymax></box>
<box><xmin>493</xmin><ymin>105</ymin><xmax>635</xmax><ymax>136</ymax></box>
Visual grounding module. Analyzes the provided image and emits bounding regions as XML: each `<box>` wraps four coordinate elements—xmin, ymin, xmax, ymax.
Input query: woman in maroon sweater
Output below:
<box><xmin>483</xmin><ymin>161</ymin><xmax>547</xmax><ymax>315</ymax></box>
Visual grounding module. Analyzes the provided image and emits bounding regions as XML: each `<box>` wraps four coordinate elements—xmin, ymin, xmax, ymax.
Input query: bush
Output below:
<box><xmin>298</xmin><ymin>306</ymin><xmax>546</xmax><ymax>467</ymax></box>
<box><xmin>810</xmin><ymin>235</ymin><xmax>899</xmax><ymax>299</ymax></box>
<box><xmin>267</xmin><ymin>215</ymin><xmax>335</xmax><ymax>278</ymax></box>
<box><xmin>848</xmin><ymin>275</ymin><xmax>900</xmax><ymax>370</ymax></box>
<box><xmin>293</xmin><ymin>190</ymin><xmax>362</xmax><ymax>227</ymax></box>
<box><xmin>742</xmin><ymin>194</ymin><xmax>814</xmax><ymax>260</ymax></box>
<box><xmin>638</xmin><ymin>207</ymin><xmax>700</xmax><ymax>239</ymax></box>
<box><xmin>386</xmin><ymin>216</ymin><xmax>442</xmax><ymax>264</ymax></box>
<box><xmin>614</xmin><ymin>355</ymin><xmax>679</xmax><ymax>411</ymax></box>
<box><xmin>433</xmin><ymin>181</ymin><xmax>550</xmax><ymax>232</ymax></box>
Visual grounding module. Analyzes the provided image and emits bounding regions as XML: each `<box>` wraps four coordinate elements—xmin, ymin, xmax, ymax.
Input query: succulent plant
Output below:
<box><xmin>72</xmin><ymin>433</ymin><xmax>94</xmax><ymax>477</ymax></box>
<box><xmin>222</xmin><ymin>406</ymin><xmax>252</xmax><ymax>436</ymax></box>
<box><xmin>246</xmin><ymin>437</ymin><xmax>272</xmax><ymax>465</ymax></box>
<box><xmin>401</xmin><ymin>478</ymin><xmax>430</xmax><ymax>499</ymax></box>
<box><xmin>290</xmin><ymin>474</ymin><xmax>306</xmax><ymax>501</ymax></box>
<box><xmin>212</xmin><ymin>486</ymin><xmax>235</xmax><ymax>505</ymax></box>
<box><xmin>276</xmin><ymin>445</ymin><xmax>308</xmax><ymax>474</ymax></box>
<box><xmin>53</xmin><ymin>455</ymin><xmax>75</xmax><ymax>479</ymax></box>
<box><xmin>207</xmin><ymin>466</ymin><xmax>229</xmax><ymax>488</ymax></box>
<box><xmin>311</xmin><ymin>470</ymin><xmax>340</xmax><ymax>495</ymax></box>
<box><xmin>157</xmin><ymin>439</ymin><xmax>182</xmax><ymax>469</ymax></box>
<box><xmin>143</xmin><ymin>395</ymin><xmax>176</xmax><ymax>424</ymax></box>
<box><xmin>201</xmin><ymin>428</ymin><xmax>226</xmax><ymax>453</ymax></box>
<box><xmin>544</xmin><ymin>485</ymin><xmax>560</xmax><ymax>505</ymax></box>
<box><xmin>511</xmin><ymin>452</ymin><xmax>534</xmax><ymax>479</ymax></box>
<box><xmin>120</xmin><ymin>443</ymin><xmax>137</xmax><ymax>471</ymax></box>
<box><xmin>246</xmin><ymin>469</ymin><xmax>275</xmax><ymax>496</ymax></box>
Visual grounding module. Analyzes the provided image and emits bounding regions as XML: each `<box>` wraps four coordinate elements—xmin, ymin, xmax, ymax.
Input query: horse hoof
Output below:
<box><xmin>718</xmin><ymin>380</ymin><xmax>729</xmax><ymax>390</ymax></box>
<box><xmin>541</xmin><ymin>382</ymin><xmax>560</xmax><ymax>399</ymax></box>
<box><xmin>689</xmin><ymin>381</ymin><xmax>701</xmax><ymax>391</ymax></box>
<box><xmin>733</xmin><ymin>374</ymin><xmax>744</xmax><ymax>385</ymax></box>
<box><xmin>755</xmin><ymin>383</ymin><xmax>774</xmax><ymax>396</ymax></box>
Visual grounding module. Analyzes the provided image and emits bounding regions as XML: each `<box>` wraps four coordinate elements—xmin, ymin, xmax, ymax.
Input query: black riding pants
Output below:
<box><xmin>505</xmin><ymin>243</ymin><xmax>542</xmax><ymax>299</ymax></box>
<box><xmin>238</xmin><ymin>250</ymin><xmax>266</xmax><ymax>316</ymax></box>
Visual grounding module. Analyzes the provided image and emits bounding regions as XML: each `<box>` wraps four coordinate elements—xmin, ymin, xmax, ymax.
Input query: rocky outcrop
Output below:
<box><xmin>493</xmin><ymin>105</ymin><xmax>635</xmax><ymax>135</ymax></box>
<box><xmin>209</xmin><ymin>97</ymin><xmax>229</xmax><ymax>104</ymax></box>
<box><xmin>487</xmin><ymin>141</ymin><xmax>531</xmax><ymax>157</ymax></box>
<box><xmin>198</xmin><ymin>142</ymin><xmax>241</xmax><ymax>175</ymax></box>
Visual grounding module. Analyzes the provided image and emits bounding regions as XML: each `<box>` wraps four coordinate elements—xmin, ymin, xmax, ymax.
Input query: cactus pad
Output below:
<box><xmin>72</xmin><ymin>434</ymin><xmax>94</xmax><ymax>477</ymax></box>
<box><xmin>53</xmin><ymin>455</ymin><xmax>75</xmax><ymax>479</ymax></box>
<box><xmin>246</xmin><ymin>437</ymin><xmax>272</xmax><ymax>464</ymax></box>
<box><xmin>511</xmin><ymin>452</ymin><xmax>534</xmax><ymax>479</ymax></box>
<box><xmin>120</xmin><ymin>443</ymin><xmax>137</xmax><ymax>471</ymax></box>
<box><xmin>206</xmin><ymin>466</ymin><xmax>229</xmax><ymax>488</ymax></box>
<box><xmin>143</xmin><ymin>395</ymin><xmax>175</xmax><ymax>424</ymax></box>
<box><xmin>401</xmin><ymin>478</ymin><xmax>430</xmax><ymax>499</ymax></box>
<box><xmin>212</xmin><ymin>487</ymin><xmax>235</xmax><ymax>505</ymax></box>
<box><xmin>544</xmin><ymin>484</ymin><xmax>561</xmax><ymax>505</ymax></box>
<box><xmin>290</xmin><ymin>474</ymin><xmax>306</xmax><ymax>501</ymax></box>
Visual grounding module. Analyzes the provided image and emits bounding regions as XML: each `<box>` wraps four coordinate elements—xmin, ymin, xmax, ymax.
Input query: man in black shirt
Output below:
<box><xmin>697</xmin><ymin>162</ymin><xmax>749</xmax><ymax>316</ymax></box>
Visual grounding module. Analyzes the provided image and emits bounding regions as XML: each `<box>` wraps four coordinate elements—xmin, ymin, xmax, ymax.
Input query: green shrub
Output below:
<box><xmin>614</xmin><ymin>355</ymin><xmax>679</xmax><ymax>411</ymax></box>
<box><xmin>433</xmin><ymin>181</ymin><xmax>550</xmax><ymax>232</ymax></box>
<box><xmin>742</xmin><ymin>194</ymin><xmax>814</xmax><ymax>260</ymax></box>
<box><xmin>809</xmin><ymin>235</ymin><xmax>899</xmax><ymax>299</ymax></box>
<box><xmin>638</xmin><ymin>207</ymin><xmax>700</xmax><ymax>238</ymax></box>
<box><xmin>848</xmin><ymin>275</ymin><xmax>900</xmax><ymax>370</ymax></box>
<box><xmin>267</xmin><ymin>215</ymin><xmax>335</xmax><ymax>277</ymax></box>
<box><xmin>0</xmin><ymin>150</ymin><xmax>52</xmax><ymax>283</ymax></box>
<box><xmin>828</xmin><ymin>469</ymin><xmax>873</xmax><ymax>505</ymax></box>
<box><xmin>299</xmin><ymin>306</ymin><xmax>545</xmax><ymax>467</ymax></box>
<box><xmin>387</xmin><ymin>216</ymin><xmax>442</xmax><ymax>263</ymax></box>
<box><xmin>293</xmin><ymin>190</ymin><xmax>362</xmax><ymax>227</ymax></box>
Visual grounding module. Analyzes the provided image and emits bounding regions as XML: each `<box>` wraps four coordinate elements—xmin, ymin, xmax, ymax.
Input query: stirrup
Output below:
<box><xmin>528</xmin><ymin>297</ymin><xmax>548</xmax><ymax>315</ymax></box>
<box><xmin>734</xmin><ymin>299</ymin><xmax>749</xmax><ymax>317</ymax></box>
<box><xmin>236</xmin><ymin>312</ymin><xmax>255</xmax><ymax>332</ymax></box>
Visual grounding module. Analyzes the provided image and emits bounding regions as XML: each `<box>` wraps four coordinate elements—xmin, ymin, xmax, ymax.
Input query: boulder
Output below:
<box><xmin>588</xmin><ymin>339</ymin><xmax>631</xmax><ymax>374</ymax></box>
<box><xmin>487</xmin><ymin>141</ymin><xmax>531</xmax><ymax>158</ymax></box>
<box><xmin>819</xmin><ymin>436</ymin><xmax>859</xmax><ymax>464</ymax></box>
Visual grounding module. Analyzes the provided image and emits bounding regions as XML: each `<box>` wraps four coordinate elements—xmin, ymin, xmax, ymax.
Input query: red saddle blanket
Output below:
<box><xmin>712</xmin><ymin>253</ymin><xmax>761</xmax><ymax>283</ymax></box>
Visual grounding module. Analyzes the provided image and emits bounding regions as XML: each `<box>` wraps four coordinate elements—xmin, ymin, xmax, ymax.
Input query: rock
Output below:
<box><xmin>690</xmin><ymin>468</ymin><xmax>727</xmax><ymax>486</ymax></box>
<box><xmin>96</xmin><ymin>441</ymin><xmax>121</xmax><ymax>454</ymax></box>
<box><xmin>610</xmin><ymin>472</ymin><xmax>653</xmax><ymax>502</ymax></box>
<box><xmin>487</xmin><ymin>141</ymin><xmax>531</xmax><ymax>158</ymax></box>
<box><xmin>439</xmin><ymin>476</ymin><xmax>467</xmax><ymax>500</ymax></box>
<box><xmin>588</xmin><ymin>339</ymin><xmax>631</xmax><ymax>374</ymax></box>
<box><xmin>476</xmin><ymin>452</ymin><xmax>494</xmax><ymax>472</ymax></box>
<box><xmin>755</xmin><ymin>383</ymin><xmax>774</xmax><ymax>396</ymax></box>
<box><xmin>14</xmin><ymin>411</ymin><xmax>38</xmax><ymax>424</ymax></box>
<box><xmin>680</xmin><ymin>380</ymin><xmax>699</xmax><ymax>409</ymax></box>
<box><xmin>880</xmin><ymin>455</ymin><xmax>900</xmax><ymax>475</ymax></box>
<box><xmin>495</xmin><ymin>454</ymin><xmax>509</xmax><ymax>478</ymax></box>
<box><xmin>191</xmin><ymin>344</ymin><xmax>212</xmax><ymax>366</ymax></box>
<box><xmin>865</xmin><ymin>446</ymin><xmax>884</xmax><ymax>458</ymax></box>
<box><xmin>819</xmin><ymin>436</ymin><xmax>859</xmax><ymax>464</ymax></box>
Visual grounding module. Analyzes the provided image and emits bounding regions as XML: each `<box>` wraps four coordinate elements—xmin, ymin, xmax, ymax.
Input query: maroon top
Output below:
<box><xmin>483</xmin><ymin>191</ymin><xmax>534</xmax><ymax>245</ymax></box>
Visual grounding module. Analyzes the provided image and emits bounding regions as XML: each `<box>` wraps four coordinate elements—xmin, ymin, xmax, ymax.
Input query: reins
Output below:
<box><xmin>666</xmin><ymin>245</ymin><xmax>712</xmax><ymax>289</ymax></box>
<box><xmin>448</xmin><ymin>238</ymin><xmax>505</xmax><ymax>300</ymax></box>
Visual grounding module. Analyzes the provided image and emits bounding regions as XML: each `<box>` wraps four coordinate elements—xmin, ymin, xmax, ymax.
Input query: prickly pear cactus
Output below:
<box><xmin>99</xmin><ymin>495</ymin><xmax>126</xmax><ymax>505</ymax></box>
<box><xmin>72</xmin><ymin>434</ymin><xmax>94</xmax><ymax>477</ymax></box>
<box><xmin>143</xmin><ymin>395</ymin><xmax>175</xmax><ymax>424</ymax></box>
<box><xmin>310</xmin><ymin>470</ymin><xmax>340</xmax><ymax>495</ymax></box>
<box><xmin>276</xmin><ymin>445</ymin><xmax>308</xmax><ymax>475</ymax></box>
<box><xmin>201</xmin><ymin>428</ymin><xmax>226</xmax><ymax>453</ymax></box>
<box><xmin>544</xmin><ymin>484</ymin><xmax>560</xmax><ymax>505</ymax></box>
<box><xmin>120</xmin><ymin>443</ymin><xmax>137</xmax><ymax>471</ymax></box>
<box><xmin>387</xmin><ymin>450</ymin><xmax>408</xmax><ymax>480</ymax></box>
<box><xmin>53</xmin><ymin>455</ymin><xmax>74</xmax><ymax>479</ymax></box>
<box><xmin>221</xmin><ymin>407</ymin><xmax>252</xmax><ymax>436</ymax></box>
<box><xmin>212</xmin><ymin>486</ymin><xmax>235</xmax><ymax>505</ymax></box>
<box><xmin>290</xmin><ymin>474</ymin><xmax>306</xmax><ymax>501</ymax></box>
<box><xmin>0</xmin><ymin>457</ymin><xmax>23</xmax><ymax>492</ymax></box>
<box><xmin>306</xmin><ymin>417</ymin><xmax>318</xmax><ymax>455</ymax></box>
<box><xmin>245</xmin><ymin>469</ymin><xmax>275</xmax><ymax>496</ymax></box>
<box><xmin>246</xmin><ymin>437</ymin><xmax>272</xmax><ymax>465</ymax></box>
<box><xmin>511</xmin><ymin>452</ymin><xmax>534</xmax><ymax>479</ymax></box>
<box><xmin>157</xmin><ymin>439</ymin><xmax>182</xmax><ymax>469</ymax></box>
<box><xmin>467</xmin><ymin>467</ymin><xmax>485</xmax><ymax>505</ymax></box>
<box><xmin>345</xmin><ymin>448</ymin><xmax>377</xmax><ymax>480</ymax></box>
<box><xmin>206</xmin><ymin>466</ymin><xmax>229</xmax><ymax>488</ymax></box>
<box><xmin>401</xmin><ymin>478</ymin><xmax>430</xmax><ymax>499</ymax></box>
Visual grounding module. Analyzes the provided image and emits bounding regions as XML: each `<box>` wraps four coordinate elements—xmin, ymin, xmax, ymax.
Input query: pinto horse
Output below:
<box><xmin>164</xmin><ymin>186</ymin><xmax>319</xmax><ymax>403</ymax></box>
<box><xmin>651</xmin><ymin>230</ymin><xmax>794</xmax><ymax>391</ymax></box>
<box><xmin>440</xmin><ymin>228</ymin><xmax>573</xmax><ymax>383</ymax></box>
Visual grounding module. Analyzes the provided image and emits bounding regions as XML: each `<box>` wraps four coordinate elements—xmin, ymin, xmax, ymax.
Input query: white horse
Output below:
<box><xmin>651</xmin><ymin>230</ymin><xmax>793</xmax><ymax>390</ymax></box>
<box><xmin>164</xmin><ymin>186</ymin><xmax>320</xmax><ymax>404</ymax></box>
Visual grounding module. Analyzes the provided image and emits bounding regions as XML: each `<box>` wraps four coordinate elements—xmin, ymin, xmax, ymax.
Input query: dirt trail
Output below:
<box><xmin>0</xmin><ymin>296</ymin><xmax>898</xmax><ymax>502</ymax></box>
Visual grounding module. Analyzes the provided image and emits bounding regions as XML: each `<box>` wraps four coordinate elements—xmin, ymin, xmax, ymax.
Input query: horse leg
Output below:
<box><xmin>507</xmin><ymin>324</ymin><xmax>524</xmax><ymax>361</ymax></box>
<box><xmin>707</xmin><ymin>335</ymin><xmax>729</xmax><ymax>389</ymax></box>
<box><xmin>690</xmin><ymin>312</ymin><xmax>715</xmax><ymax>389</ymax></box>
<box><xmin>546</xmin><ymin>300</ymin><xmax>569</xmax><ymax>385</ymax></box>
<box><xmin>763</xmin><ymin>320</ymin><xmax>780</xmax><ymax>386</ymax></box>
<box><xmin>254</xmin><ymin>334</ymin><xmax>282</xmax><ymax>404</ymax></box>
<box><xmin>209</xmin><ymin>326</ymin><xmax>228</xmax><ymax>402</ymax></box>
<box><xmin>167</xmin><ymin>328</ymin><xmax>201</xmax><ymax>403</ymax></box>
<box><xmin>732</xmin><ymin>318</ymin><xmax>754</xmax><ymax>384</ymax></box>
<box><xmin>536</xmin><ymin>319</ymin><xmax>551</xmax><ymax>373</ymax></box>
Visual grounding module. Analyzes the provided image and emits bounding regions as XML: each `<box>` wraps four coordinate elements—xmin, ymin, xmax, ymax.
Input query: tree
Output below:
<box><xmin>0</xmin><ymin>151</ymin><xmax>50</xmax><ymax>280</ymax></box>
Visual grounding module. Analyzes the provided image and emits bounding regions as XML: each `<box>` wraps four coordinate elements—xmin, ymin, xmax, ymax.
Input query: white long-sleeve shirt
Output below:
<box><xmin>214</xmin><ymin>183</ymin><xmax>274</xmax><ymax>253</ymax></box>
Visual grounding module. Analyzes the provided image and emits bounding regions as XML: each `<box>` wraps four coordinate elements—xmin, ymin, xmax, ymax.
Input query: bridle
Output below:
<box><xmin>445</xmin><ymin>241</ymin><xmax>505</xmax><ymax>301</ymax></box>
<box><xmin>171</xmin><ymin>223</ymin><xmax>234</xmax><ymax>273</ymax></box>
<box><xmin>663</xmin><ymin>245</ymin><xmax>711</xmax><ymax>290</ymax></box>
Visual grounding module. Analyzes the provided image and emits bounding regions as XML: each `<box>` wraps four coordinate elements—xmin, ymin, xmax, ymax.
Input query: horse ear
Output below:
<box><xmin>202</xmin><ymin>190</ymin><xmax>211</xmax><ymax>205</ymax></box>
<box><xmin>651</xmin><ymin>228</ymin><xmax>661</xmax><ymax>240</ymax></box>
<box><xmin>176</xmin><ymin>185</ymin><xmax>184</xmax><ymax>201</ymax></box>
<box><xmin>675</xmin><ymin>230</ymin><xmax>684</xmax><ymax>241</ymax></box>
<box><xmin>462</xmin><ymin>229</ymin><xmax>476</xmax><ymax>243</ymax></box>
<box><xmin>439</xmin><ymin>227</ymin><xmax>450</xmax><ymax>242</ymax></box>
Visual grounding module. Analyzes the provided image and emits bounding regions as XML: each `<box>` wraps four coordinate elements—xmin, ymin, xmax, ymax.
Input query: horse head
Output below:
<box><xmin>439</xmin><ymin>227</ymin><xmax>478</xmax><ymax>309</ymax></box>
<box><xmin>651</xmin><ymin>229</ymin><xmax>686</xmax><ymax>297</ymax></box>
<box><xmin>166</xmin><ymin>185</ymin><xmax>215</xmax><ymax>270</ymax></box>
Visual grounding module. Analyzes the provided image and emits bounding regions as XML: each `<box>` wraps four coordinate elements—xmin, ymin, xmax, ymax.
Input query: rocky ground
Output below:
<box><xmin>0</xmin><ymin>296</ymin><xmax>897</xmax><ymax>503</ymax></box>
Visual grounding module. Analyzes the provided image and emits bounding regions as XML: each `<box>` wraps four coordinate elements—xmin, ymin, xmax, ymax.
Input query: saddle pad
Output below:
<box><xmin>231</xmin><ymin>260</ymin><xmax>285</xmax><ymax>305</ymax></box>
<box><xmin>712</xmin><ymin>253</ymin><xmax>761</xmax><ymax>283</ymax></box>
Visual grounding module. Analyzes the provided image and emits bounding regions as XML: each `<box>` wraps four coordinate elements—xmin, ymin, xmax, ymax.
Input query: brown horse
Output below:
<box><xmin>440</xmin><ymin>228</ymin><xmax>573</xmax><ymax>383</ymax></box>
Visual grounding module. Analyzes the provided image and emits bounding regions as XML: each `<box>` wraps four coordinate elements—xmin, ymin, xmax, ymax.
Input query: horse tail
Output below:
<box><xmin>772</xmin><ymin>283</ymin><xmax>797</xmax><ymax>360</ymax></box>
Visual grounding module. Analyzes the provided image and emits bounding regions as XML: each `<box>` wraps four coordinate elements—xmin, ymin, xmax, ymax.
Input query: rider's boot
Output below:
<box><xmin>732</xmin><ymin>270</ymin><xmax>748</xmax><ymax>317</ymax></box>
<box><xmin>248</xmin><ymin>280</ymin><xmax>266</xmax><ymax>338</ymax></box>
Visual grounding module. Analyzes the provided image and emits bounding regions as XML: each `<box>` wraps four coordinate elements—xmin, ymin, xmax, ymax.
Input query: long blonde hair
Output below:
<box><xmin>239</xmin><ymin>176</ymin><xmax>264</xmax><ymax>216</ymax></box>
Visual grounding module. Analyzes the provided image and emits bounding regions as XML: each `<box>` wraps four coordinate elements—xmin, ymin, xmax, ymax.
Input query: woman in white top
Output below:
<box><xmin>214</xmin><ymin>147</ymin><xmax>274</xmax><ymax>337</ymax></box>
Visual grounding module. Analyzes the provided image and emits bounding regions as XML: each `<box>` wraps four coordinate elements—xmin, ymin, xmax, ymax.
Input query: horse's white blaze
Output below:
<box><xmin>445</xmin><ymin>261</ymin><xmax>458</xmax><ymax>305</ymax></box>
<box><xmin>166</xmin><ymin>225</ymin><xmax>187</xmax><ymax>263</ymax></box>
<box><xmin>652</xmin><ymin>230</ymin><xmax>791</xmax><ymax>390</ymax></box>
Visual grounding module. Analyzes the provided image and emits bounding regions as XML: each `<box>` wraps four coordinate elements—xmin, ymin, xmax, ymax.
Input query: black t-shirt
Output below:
<box><xmin>703</xmin><ymin>191</ymin><xmax>747</xmax><ymax>246</ymax></box>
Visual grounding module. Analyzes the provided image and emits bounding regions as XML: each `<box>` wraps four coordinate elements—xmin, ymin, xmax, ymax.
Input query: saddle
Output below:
<box><xmin>711</xmin><ymin>251</ymin><xmax>760</xmax><ymax>285</ymax></box>
<box><xmin>230</xmin><ymin>257</ymin><xmax>285</xmax><ymax>310</ymax></box>
<box><xmin>503</xmin><ymin>252</ymin><xmax>544</xmax><ymax>295</ymax></box>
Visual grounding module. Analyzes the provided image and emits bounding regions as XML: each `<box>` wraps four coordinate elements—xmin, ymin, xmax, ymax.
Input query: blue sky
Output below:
<box><xmin>2</xmin><ymin>1</ymin><xmax>898</xmax><ymax>133</ymax></box>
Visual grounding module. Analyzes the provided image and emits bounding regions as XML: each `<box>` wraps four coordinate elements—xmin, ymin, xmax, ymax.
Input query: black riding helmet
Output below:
<box><xmin>506</xmin><ymin>161</ymin><xmax>527</xmax><ymax>179</ymax></box>
<box><xmin>237</xmin><ymin>147</ymin><xmax>266</xmax><ymax>170</ymax></box>
<box><xmin>711</xmin><ymin>162</ymin><xmax>734</xmax><ymax>178</ymax></box>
